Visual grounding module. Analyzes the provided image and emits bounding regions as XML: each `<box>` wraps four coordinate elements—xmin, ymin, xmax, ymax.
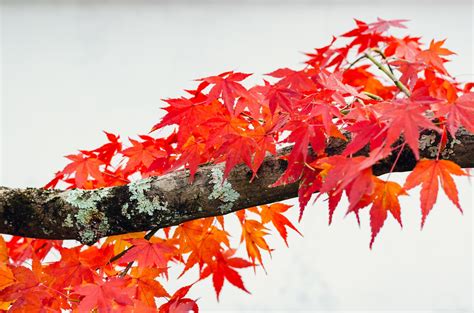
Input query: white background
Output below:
<box><xmin>1</xmin><ymin>1</ymin><xmax>473</xmax><ymax>312</ymax></box>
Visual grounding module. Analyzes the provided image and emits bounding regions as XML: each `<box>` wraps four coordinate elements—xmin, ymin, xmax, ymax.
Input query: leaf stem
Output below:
<box><xmin>119</xmin><ymin>261</ymin><xmax>134</xmax><ymax>278</ymax></box>
<box><xmin>109</xmin><ymin>224</ymin><xmax>161</xmax><ymax>264</ymax></box>
<box><xmin>364</xmin><ymin>52</ymin><xmax>411</xmax><ymax>97</ymax></box>
<box><xmin>387</xmin><ymin>142</ymin><xmax>406</xmax><ymax>181</ymax></box>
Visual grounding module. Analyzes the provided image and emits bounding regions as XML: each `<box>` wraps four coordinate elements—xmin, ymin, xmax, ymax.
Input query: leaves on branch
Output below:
<box><xmin>2</xmin><ymin>17</ymin><xmax>472</xmax><ymax>311</ymax></box>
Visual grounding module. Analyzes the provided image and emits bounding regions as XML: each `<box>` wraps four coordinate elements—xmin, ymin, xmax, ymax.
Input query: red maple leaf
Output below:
<box><xmin>378</xmin><ymin>99</ymin><xmax>440</xmax><ymax>159</ymax></box>
<box><xmin>266</xmin><ymin>86</ymin><xmax>299</xmax><ymax>114</ymax></box>
<box><xmin>214</xmin><ymin>133</ymin><xmax>257</xmax><ymax>180</ymax></box>
<box><xmin>119</xmin><ymin>239</ymin><xmax>177</xmax><ymax>273</ymax></box>
<box><xmin>93</xmin><ymin>132</ymin><xmax>122</xmax><ymax>165</ymax></box>
<box><xmin>390</xmin><ymin>59</ymin><xmax>425</xmax><ymax>91</ymax></box>
<box><xmin>200</xmin><ymin>249</ymin><xmax>252</xmax><ymax>300</ymax></box>
<box><xmin>251</xmin><ymin>124</ymin><xmax>277</xmax><ymax>176</ymax></box>
<box><xmin>342</xmin><ymin>19</ymin><xmax>386</xmax><ymax>52</ymax></box>
<box><xmin>122</xmin><ymin>136</ymin><xmax>168</xmax><ymax>173</ymax></box>
<box><xmin>171</xmin><ymin>135</ymin><xmax>207</xmax><ymax>181</ymax></box>
<box><xmin>385</xmin><ymin>36</ymin><xmax>421</xmax><ymax>61</ymax></box>
<box><xmin>62</xmin><ymin>152</ymin><xmax>105</xmax><ymax>188</ymax></box>
<box><xmin>159</xmin><ymin>284</ymin><xmax>199</xmax><ymax>313</ymax></box>
<box><xmin>6</xmin><ymin>237</ymin><xmax>62</xmax><ymax>264</ymax></box>
<box><xmin>369</xmin><ymin>178</ymin><xmax>408</xmax><ymax>248</ymax></box>
<box><xmin>436</xmin><ymin>92</ymin><xmax>474</xmax><ymax>135</ymax></box>
<box><xmin>297</xmin><ymin>164</ymin><xmax>323</xmax><ymax>218</ymax></box>
<box><xmin>305</xmin><ymin>36</ymin><xmax>348</xmax><ymax>69</ymax></box>
<box><xmin>404</xmin><ymin>159</ymin><xmax>468</xmax><ymax>227</ymax></box>
<box><xmin>199</xmin><ymin>71</ymin><xmax>252</xmax><ymax>114</ymax></box>
<box><xmin>152</xmin><ymin>96</ymin><xmax>225</xmax><ymax>143</ymax></box>
<box><xmin>316</xmin><ymin>155</ymin><xmax>381</xmax><ymax>215</ymax></box>
<box><xmin>44</xmin><ymin>171</ymin><xmax>65</xmax><ymax>189</ymax></box>
<box><xmin>75</xmin><ymin>276</ymin><xmax>133</xmax><ymax>313</ymax></box>
<box><xmin>0</xmin><ymin>265</ymin><xmax>62</xmax><ymax>312</ymax></box>
<box><xmin>343</xmin><ymin>115</ymin><xmax>386</xmax><ymax>156</ymax></box>
<box><xmin>45</xmin><ymin>245</ymin><xmax>113</xmax><ymax>289</ymax></box>
<box><xmin>364</xmin><ymin>17</ymin><xmax>408</xmax><ymax>34</ymax></box>
<box><xmin>317</xmin><ymin>71</ymin><xmax>368</xmax><ymax>104</ymax></box>
<box><xmin>283</xmin><ymin>118</ymin><xmax>327</xmax><ymax>166</ymax></box>
<box><xmin>266</xmin><ymin>68</ymin><xmax>316</xmax><ymax>91</ymax></box>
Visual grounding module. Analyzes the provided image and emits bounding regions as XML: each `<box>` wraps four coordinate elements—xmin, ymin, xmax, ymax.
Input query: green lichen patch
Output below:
<box><xmin>79</xmin><ymin>229</ymin><xmax>98</xmax><ymax>245</ymax></box>
<box><xmin>419</xmin><ymin>133</ymin><xmax>461</xmax><ymax>159</ymax></box>
<box><xmin>64</xmin><ymin>188</ymin><xmax>111</xmax><ymax>245</ymax></box>
<box><xmin>62</xmin><ymin>214</ymin><xmax>74</xmax><ymax>228</ymax></box>
<box><xmin>208</xmin><ymin>168</ymin><xmax>240</xmax><ymax>213</ymax></box>
<box><xmin>75</xmin><ymin>206</ymin><xmax>98</xmax><ymax>225</ymax></box>
<box><xmin>124</xmin><ymin>177</ymin><xmax>168</xmax><ymax>217</ymax></box>
<box><xmin>121</xmin><ymin>202</ymin><xmax>131</xmax><ymax>219</ymax></box>
<box><xmin>441</xmin><ymin>137</ymin><xmax>461</xmax><ymax>158</ymax></box>
<box><xmin>73</xmin><ymin>206</ymin><xmax>110</xmax><ymax>245</ymax></box>
<box><xmin>65</xmin><ymin>188</ymin><xmax>110</xmax><ymax>209</ymax></box>
<box><xmin>419</xmin><ymin>133</ymin><xmax>436</xmax><ymax>151</ymax></box>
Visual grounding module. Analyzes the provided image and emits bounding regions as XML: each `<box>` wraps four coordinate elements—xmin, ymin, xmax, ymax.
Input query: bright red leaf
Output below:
<box><xmin>404</xmin><ymin>159</ymin><xmax>467</xmax><ymax>227</ymax></box>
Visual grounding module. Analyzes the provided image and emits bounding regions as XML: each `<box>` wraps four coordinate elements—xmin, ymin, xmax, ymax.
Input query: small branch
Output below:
<box><xmin>345</xmin><ymin>54</ymin><xmax>367</xmax><ymax>71</ymax></box>
<box><xmin>362</xmin><ymin>91</ymin><xmax>383</xmax><ymax>101</ymax></box>
<box><xmin>371</xmin><ymin>48</ymin><xmax>395</xmax><ymax>75</ymax></box>
<box><xmin>364</xmin><ymin>52</ymin><xmax>411</xmax><ymax>97</ymax></box>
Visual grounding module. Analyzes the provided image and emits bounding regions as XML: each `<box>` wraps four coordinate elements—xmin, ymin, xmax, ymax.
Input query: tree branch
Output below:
<box><xmin>1</xmin><ymin>129</ymin><xmax>472</xmax><ymax>244</ymax></box>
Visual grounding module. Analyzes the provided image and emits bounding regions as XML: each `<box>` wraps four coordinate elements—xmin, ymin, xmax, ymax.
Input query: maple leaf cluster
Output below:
<box><xmin>1</xmin><ymin>18</ymin><xmax>472</xmax><ymax>311</ymax></box>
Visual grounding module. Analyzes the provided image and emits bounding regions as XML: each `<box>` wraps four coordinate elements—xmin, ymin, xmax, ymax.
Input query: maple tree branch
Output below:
<box><xmin>364</xmin><ymin>52</ymin><xmax>411</xmax><ymax>97</ymax></box>
<box><xmin>0</xmin><ymin>129</ymin><xmax>472</xmax><ymax>244</ymax></box>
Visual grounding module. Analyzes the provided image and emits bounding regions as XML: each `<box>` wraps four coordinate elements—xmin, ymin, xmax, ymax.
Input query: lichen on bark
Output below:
<box><xmin>64</xmin><ymin>188</ymin><xmax>111</xmax><ymax>244</ymax></box>
<box><xmin>208</xmin><ymin>168</ymin><xmax>240</xmax><ymax>213</ymax></box>
<box><xmin>125</xmin><ymin>177</ymin><xmax>169</xmax><ymax>217</ymax></box>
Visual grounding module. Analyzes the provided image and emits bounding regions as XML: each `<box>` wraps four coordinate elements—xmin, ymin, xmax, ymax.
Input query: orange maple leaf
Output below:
<box><xmin>240</xmin><ymin>219</ymin><xmax>271</xmax><ymax>266</ymax></box>
<box><xmin>0</xmin><ymin>267</ymin><xmax>14</xmax><ymax>293</ymax></box>
<box><xmin>417</xmin><ymin>39</ymin><xmax>455</xmax><ymax>74</ymax></box>
<box><xmin>126</xmin><ymin>267</ymin><xmax>169</xmax><ymax>308</ymax></box>
<box><xmin>259</xmin><ymin>204</ymin><xmax>302</xmax><ymax>246</ymax></box>
<box><xmin>103</xmin><ymin>232</ymin><xmax>146</xmax><ymax>255</ymax></box>
<box><xmin>0</xmin><ymin>265</ymin><xmax>61</xmax><ymax>312</ymax></box>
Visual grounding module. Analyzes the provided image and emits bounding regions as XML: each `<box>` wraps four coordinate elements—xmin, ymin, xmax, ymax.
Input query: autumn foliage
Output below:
<box><xmin>1</xmin><ymin>18</ymin><xmax>472</xmax><ymax>311</ymax></box>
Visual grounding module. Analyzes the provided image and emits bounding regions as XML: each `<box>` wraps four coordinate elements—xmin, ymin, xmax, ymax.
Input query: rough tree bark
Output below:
<box><xmin>0</xmin><ymin>129</ymin><xmax>472</xmax><ymax>244</ymax></box>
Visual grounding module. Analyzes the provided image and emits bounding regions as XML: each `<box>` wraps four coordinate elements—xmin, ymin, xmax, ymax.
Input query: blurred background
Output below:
<box><xmin>1</xmin><ymin>1</ymin><xmax>473</xmax><ymax>312</ymax></box>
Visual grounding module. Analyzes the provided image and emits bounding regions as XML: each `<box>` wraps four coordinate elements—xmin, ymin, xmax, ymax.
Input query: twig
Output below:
<box><xmin>345</xmin><ymin>54</ymin><xmax>367</xmax><ymax>71</ymax></box>
<box><xmin>364</xmin><ymin>52</ymin><xmax>411</xmax><ymax>97</ymax></box>
<box><xmin>371</xmin><ymin>48</ymin><xmax>395</xmax><ymax>75</ymax></box>
<box><xmin>362</xmin><ymin>91</ymin><xmax>383</xmax><ymax>101</ymax></box>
